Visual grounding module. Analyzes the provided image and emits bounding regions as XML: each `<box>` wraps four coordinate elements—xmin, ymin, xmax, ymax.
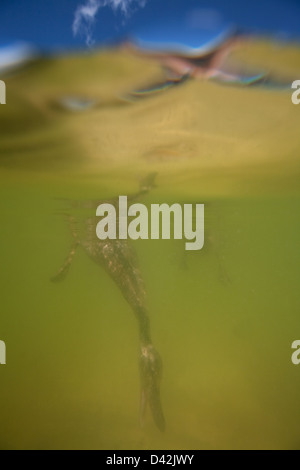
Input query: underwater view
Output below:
<box><xmin>0</xmin><ymin>0</ymin><xmax>300</xmax><ymax>450</ymax></box>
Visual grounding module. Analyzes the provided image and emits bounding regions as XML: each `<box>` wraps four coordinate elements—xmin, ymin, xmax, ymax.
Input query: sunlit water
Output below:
<box><xmin>0</xmin><ymin>43</ymin><xmax>300</xmax><ymax>449</ymax></box>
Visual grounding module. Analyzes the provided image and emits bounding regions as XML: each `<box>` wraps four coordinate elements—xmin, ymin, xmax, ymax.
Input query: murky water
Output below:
<box><xmin>0</xmin><ymin>43</ymin><xmax>300</xmax><ymax>449</ymax></box>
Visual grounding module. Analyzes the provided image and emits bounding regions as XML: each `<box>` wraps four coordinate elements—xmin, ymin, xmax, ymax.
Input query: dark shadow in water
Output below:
<box><xmin>51</xmin><ymin>173</ymin><xmax>165</xmax><ymax>432</ymax></box>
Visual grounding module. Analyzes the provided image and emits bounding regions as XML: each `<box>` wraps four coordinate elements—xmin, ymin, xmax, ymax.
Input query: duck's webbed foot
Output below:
<box><xmin>139</xmin><ymin>344</ymin><xmax>165</xmax><ymax>432</ymax></box>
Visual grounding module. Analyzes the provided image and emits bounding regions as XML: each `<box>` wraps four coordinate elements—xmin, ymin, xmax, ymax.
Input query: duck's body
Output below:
<box><xmin>52</xmin><ymin>176</ymin><xmax>165</xmax><ymax>432</ymax></box>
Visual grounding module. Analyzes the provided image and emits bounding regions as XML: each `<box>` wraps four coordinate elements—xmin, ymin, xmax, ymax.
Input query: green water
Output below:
<box><xmin>0</xmin><ymin>46</ymin><xmax>300</xmax><ymax>449</ymax></box>
<box><xmin>0</xmin><ymin>176</ymin><xmax>299</xmax><ymax>449</ymax></box>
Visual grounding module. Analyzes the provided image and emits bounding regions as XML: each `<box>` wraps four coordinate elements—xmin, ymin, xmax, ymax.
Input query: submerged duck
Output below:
<box><xmin>52</xmin><ymin>174</ymin><xmax>165</xmax><ymax>432</ymax></box>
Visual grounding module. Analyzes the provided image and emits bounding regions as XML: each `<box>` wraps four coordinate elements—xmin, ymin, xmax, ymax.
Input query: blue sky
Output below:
<box><xmin>0</xmin><ymin>0</ymin><xmax>300</xmax><ymax>51</ymax></box>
